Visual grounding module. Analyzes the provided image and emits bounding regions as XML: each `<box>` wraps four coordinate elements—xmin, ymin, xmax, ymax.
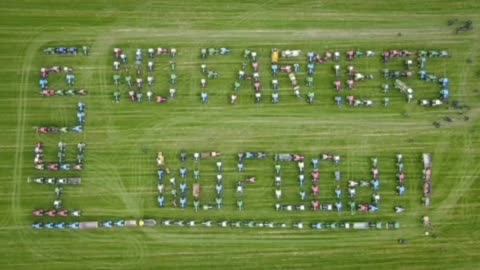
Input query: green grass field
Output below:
<box><xmin>1</xmin><ymin>1</ymin><xmax>479</xmax><ymax>269</ymax></box>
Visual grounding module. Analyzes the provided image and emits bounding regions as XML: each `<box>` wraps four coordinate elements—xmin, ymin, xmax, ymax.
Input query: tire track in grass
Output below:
<box><xmin>112</xmin><ymin>155</ymin><xmax>143</xmax><ymax>217</ymax></box>
<box><xmin>437</xmin><ymin>39</ymin><xmax>479</xmax><ymax>215</ymax></box>
<box><xmin>10</xmin><ymin>26</ymin><xmax>64</xmax><ymax>259</ymax></box>
<box><xmin>69</xmin><ymin>29</ymin><xmax>146</xmax><ymax>266</ymax></box>
<box><xmin>404</xmin><ymin>151</ymin><xmax>424</xmax><ymax>224</ymax></box>
<box><xmin>29</xmin><ymin>32</ymin><xmax>98</xmax><ymax>260</ymax></box>
<box><xmin>19</xmin><ymin>25</ymin><xmax>117</xmax><ymax>260</ymax></box>
<box><xmin>81</xmin><ymin>162</ymin><xmax>145</xmax><ymax>266</ymax></box>
<box><xmin>74</xmin><ymin>32</ymin><xmax>130</xmax><ymax>214</ymax></box>
<box><xmin>457</xmin><ymin>32</ymin><xmax>478</xmax><ymax>103</ymax></box>
<box><xmin>117</xmin><ymin>231</ymin><xmax>146</xmax><ymax>268</ymax></box>
<box><xmin>85</xmin><ymin>160</ymin><xmax>122</xmax><ymax>206</ymax></box>
<box><xmin>83</xmin><ymin>155</ymin><xmax>126</xmax><ymax>212</ymax></box>
<box><xmin>432</xmin><ymin>131</ymin><xmax>478</xmax><ymax>225</ymax></box>
<box><xmin>74</xmin><ymin>6</ymin><xmax>153</xmax><ymax>265</ymax></box>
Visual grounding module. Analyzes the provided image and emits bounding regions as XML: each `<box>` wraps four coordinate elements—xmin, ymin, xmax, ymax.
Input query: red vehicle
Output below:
<box><xmin>34</xmin><ymin>154</ymin><xmax>44</xmax><ymax>164</ymax></box>
<box><xmin>347</xmin><ymin>50</ymin><xmax>355</xmax><ymax>61</ymax></box>
<box><xmin>315</xmin><ymin>55</ymin><xmax>324</xmax><ymax>64</ymax></box>
<box><xmin>33</xmin><ymin>209</ymin><xmax>45</xmax><ymax>217</ymax></box>
<box><xmin>47</xmin><ymin>210</ymin><xmax>57</xmax><ymax>217</ymax></box>
<box><xmin>49</xmin><ymin>66</ymin><xmax>61</xmax><ymax>73</ymax></box>
<box><xmin>254</xmin><ymin>82</ymin><xmax>261</xmax><ymax>92</ymax></box>
<box><xmin>390</xmin><ymin>50</ymin><xmax>400</xmax><ymax>57</ymax></box>
<box><xmin>48</xmin><ymin>164</ymin><xmax>59</xmax><ymax>171</ymax></box>
<box><xmin>335</xmin><ymin>80</ymin><xmax>342</xmax><ymax>92</ymax></box>
<box><xmin>324</xmin><ymin>51</ymin><xmax>333</xmax><ymax>61</ymax></box>
<box><xmin>77</xmin><ymin>89</ymin><xmax>88</xmax><ymax>96</ymax></box>
<box><xmin>58</xmin><ymin>210</ymin><xmax>69</xmax><ymax>217</ymax></box>
<box><xmin>280</xmin><ymin>65</ymin><xmax>292</xmax><ymax>73</ymax></box>
<box><xmin>157</xmin><ymin>48</ymin><xmax>170</xmax><ymax>55</ymax></box>
<box><xmin>347</xmin><ymin>96</ymin><xmax>355</xmax><ymax>106</ymax></box>
<box><xmin>401</xmin><ymin>50</ymin><xmax>413</xmax><ymax>57</ymax></box>
<box><xmin>347</xmin><ymin>80</ymin><xmax>355</xmax><ymax>90</ymax></box>
<box><xmin>252</xmin><ymin>62</ymin><xmax>259</xmax><ymax>72</ymax></box>
<box><xmin>41</xmin><ymin>90</ymin><xmax>55</xmax><ymax>97</ymax></box>
<box><xmin>35</xmin><ymin>142</ymin><xmax>43</xmax><ymax>151</ymax></box>
<box><xmin>312</xmin><ymin>185</ymin><xmax>320</xmax><ymax>197</ymax></box>
<box><xmin>114</xmin><ymin>48</ymin><xmax>122</xmax><ymax>59</ymax></box>
<box><xmin>311</xmin><ymin>200</ymin><xmax>320</xmax><ymax>211</ymax></box>
<box><xmin>359</xmin><ymin>204</ymin><xmax>369</xmax><ymax>212</ymax></box>
<box><xmin>293</xmin><ymin>154</ymin><xmax>304</xmax><ymax>162</ymax></box>
<box><xmin>156</xmin><ymin>96</ymin><xmax>167</xmax><ymax>104</ymax></box>
<box><xmin>372</xmin><ymin>168</ymin><xmax>380</xmax><ymax>179</ymax></box>
<box><xmin>383</xmin><ymin>52</ymin><xmax>391</xmax><ymax>63</ymax></box>
<box><xmin>244</xmin><ymin>177</ymin><xmax>256</xmax><ymax>184</ymax></box>
<box><xmin>398</xmin><ymin>173</ymin><xmax>406</xmax><ymax>184</ymax></box>
<box><xmin>74</xmin><ymin>164</ymin><xmax>83</xmax><ymax>171</ymax></box>
<box><xmin>37</xmin><ymin>127</ymin><xmax>67</xmax><ymax>134</ymax></box>
<box><xmin>128</xmin><ymin>91</ymin><xmax>136</xmax><ymax>102</ymax></box>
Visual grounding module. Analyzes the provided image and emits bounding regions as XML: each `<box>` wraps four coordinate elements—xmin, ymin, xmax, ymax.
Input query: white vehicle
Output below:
<box><xmin>431</xmin><ymin>99</ymin><xmax>443</xmax><ymax>107</ymax></box>
<box><xmin>420</xmin><ymin>99</ymin><xmax>430</xmax><ymax>107</ymax></box>
<box><xmin>281</xmin><ymin>50</ymin><xmax>302</xmax><ymax>58</ymax></box>
<box><xmin>395</xmin><ymin>79</ymin><xmax>414</xmax><ymax>95</ymax></box>
<box><xmin>202</xmin><ymin>221</ymin><xmax>213</xmax><ymax>227</ymax></box>
<box><xmin>293</xmin><ymin>222</ymin><xmax>304</xmax><ymax>229</ymax></box>
<box><xmin>363</xmin><ymin>100</ymin><xmax>373</xmax><ymax>107</ymax></box>
<box><xmin>219</xmin><ymin>221</ymin><xmax>229</xmax><ymax>227</ymax></box>
<box><xmin>275</xmin><ymin>188</ymin><xmax>282</xmax><ymax>200</ymax></box>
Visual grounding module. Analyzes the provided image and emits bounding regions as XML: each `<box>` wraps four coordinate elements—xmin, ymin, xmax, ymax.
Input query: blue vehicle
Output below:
<box><xmin>335</xmin><ymin>201</ymin><xmax>343</xmax><ymax>212</ymax></box>
<box><xmin>335</xmin><ymin>188</ymin><xmax>342</xmax><ymax>198</ymax></box>
<box><xmin>68</xmin><ymin>47</ymin><xmax>78</xmax><ymax>55</ymax></box>
<box><xmin>307</xmin><ymin>63</ymin><xmax>315</xmax><ymax>75</ymax></box>
<box><xmin>180</xmin><ymin>182</ymin><xmax>187</xmax><ymax>194</ymax></box>
<box><xmin>440</xmin><ymin>77</ymin><xmax>450</xmax><ymax>88</ymax></box>
<box><xmin>114</xmin><ymin>220</ymin><xmax>125</xmax><ymax>227</ymax></box>
<box><xmin>369</xmin><ymin>205</ymin><xmax>379</xmax><ymax>212</ymax></box>
<box><xmin>72</xmin><ymin>125</ymin><xmax>84</xmax><ymax>133</ymax></box>
<box><xmin>55</xmin><ymin>222</ymin><xmax>65</xmax><ymax>230</ymax></box>
<box><xmin>238</xmin><ymin>152</ymin><xmax>267</xmax><ymax>161</ymax></box>
<box><xmin>180</xmin><ymin>167</ymin><xmax>188</xmax><ymax>179</ymax></box>
<box><xmin>60</xmin><ymin>164</ymin><xmax>71</xmax><ymax>171</ymax></box>
<box><xmin>334</xmin><ymin>96</ymin><xmax>343</xmax><ymax>107</ymax></box>
<box><xmin>45</xmin><ymin>223</ymin><xmax>55</xmax><ymax>229</ymax></box>
<box><xmin>272</xmin><ymin>65</ymin><xmax>280</xmax><ymax>76</ymax></box>
<box><xmin>272</xmin><ymin>92</ymin><xmax>279</xmax><ymax>104</ymax></box>
<box><xmin>67</xmin><ymin>222</ymin><xmax>80</xmax><ymax>230</ymax></box>
<box><xmin>312</xmin><ymin>158</ymin><xmax>319</xmax><ymax>170</ymax></box>
<box><xmin>312</xmin><ymin>223</ymin><xmax>324</xmax><ymax>230</ymax></box>
<box><xmin>180</xmin><ymin>197</ymin><xmax>188</xmax><ymax>209</ymax></box>
<box><xmin>78</xmin><ymin>102</ymin><xmax>86</xmax><ymax>112</ymax></box>
<box><xmin>55</xmin><ymin>47</ymin><xmax>67</xmax><ymax>54</ymax></box>
<box><xmin>441</xmin><ymin>89</ymin><xmax>450</xmax><ymax>101</ymax></box>
<box><xmin>158</xmin><ymin>195</ymin><xmax>165</xmax><ymax>207</ymax></box>
<box><xmin>307</xmin><ymin>52</ymin><xmax>316</xmax><ymax>63</ymax></box>
<box><xmin>219</xmin><ymin>48</ymin><xmax>231</xmax><ymax>55</ymax></box>
<box><xmin>32</xmin><ymin>223</ymin><xmax>43</xmax><ymax>229</ymax></box>
<box><xmin>67</xmin><ymin>74</ymin><xmax>75</xmax><ymax>86</ymax></box>
<box><xmin>201</xmin><ymin>92</ymin><xmax>208</xmax><ymax>104</ymax></box>
<box><xmin>77</xmin><ymin>115</ymin><xmax>85</xmax><ymax>125</ymax></box>
<box><xmin>40</xmin><ymin>79</ymin><xmax>48</xmax><ymax>90</ymax></box>
<box><xmin>103</xmin><ymin>221</ymin><xmax>113</xmax><ymax>228</ymax></box>
<box><xmin>372</xmin><ymin>179</ymin><xmax>380</xmax><ymax>190</ymax></box>
<box><xmin>157</xmin><ymin>170</ymin><xmax>165</xmax><ymax>180</ymax></box>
